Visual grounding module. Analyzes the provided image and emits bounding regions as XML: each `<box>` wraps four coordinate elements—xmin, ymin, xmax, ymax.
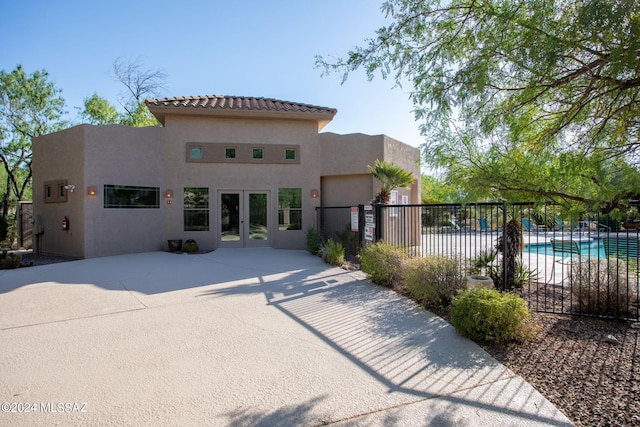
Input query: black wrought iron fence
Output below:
<box><xmin>316</xmin><ymin>202</ymin><xmax>640</xmax><ymax>321</ymax></box>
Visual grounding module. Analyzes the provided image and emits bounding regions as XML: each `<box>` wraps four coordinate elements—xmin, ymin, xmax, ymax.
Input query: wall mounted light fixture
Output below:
<box><xmin>165</xmin><ymin>189</ymin><xmax>173</xmax><ymax>204</ymax></box>
<box><xmin>87</xmin><ymin>185</ymin><xmax>97</xmax><ymax>197</ymax></box>
<box><xmin>311</xmin><ymin>189</ymin><xmax>319</xmax><ymax>199</ymax></box>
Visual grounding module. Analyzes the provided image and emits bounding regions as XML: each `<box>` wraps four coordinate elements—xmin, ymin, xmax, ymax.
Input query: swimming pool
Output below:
<box><xmin>523</xmin><ymin>238</ymin><xmax>605</xmax><ymax>258</ymax></box>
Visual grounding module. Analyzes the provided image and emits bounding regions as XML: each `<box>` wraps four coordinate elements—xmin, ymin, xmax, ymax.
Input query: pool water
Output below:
<box><xmin>523</xmin><ymin>239</ymin><xmax>605</xmax><ymax>258</ymax></box>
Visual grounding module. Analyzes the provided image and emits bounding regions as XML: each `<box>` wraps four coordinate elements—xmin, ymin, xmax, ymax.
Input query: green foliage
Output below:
<box><xmin>367</xmin><ymin>159</ymin><xmax>414</xmax><ymax>204</ymax></box>
<box><xmin>0</xmin><ymin>65</ymin><xmax>67</xmax><ymax>219</ymax></box>
<box><xmin>468</xmin><ymin>250</ymin><xmax>497</xmax><ymax>274</ymax></box>
<box><xmin>306</xmin><ymin>227</ymin><xmax>325</xmax><ymax>255</ymax></box>
<box><xmin>568</xmin><ymin>258</ymin><xmax>638</xmax><ymax>317</ymax></box>
<box><xmin>451</xmin><ymin>288</ymin><xmax>536</xmax><ymax>343</ymax></box>
<box><xmin>182</xmin><ymin>239</ymin><xmax>199</xmax><ymax>253</ymax></box>
<box><xmin>421</xmin><ymin>174</ymin><xmax>465</xmax><ymax>203</ymax></box>
<box><xmin>119</xmin><ymin>101</ymin><xmax>160</xmax><ymax>127</ymax></box>
<box><xmin>0</xmin><ymin>250</ymin><xmax>21</xmax><ymax>269</ymax></box>
<box><xmin>318</xmin><ymin>0</ymin><xmax>640</xmax><ymax>213</ymax></box>
<box><xmin>319</xmin><ymin>239</ymin><xmax>345</xmax><ymax>266</ymax></box>
<box><xmin>486</xmin><ymin>262</ymin><xmax>539</xmax><ymax>291</ymax></box>
<box><xmin>403</xmin><ymin>255</ymin><xmax>465</xmax><ymax>310</ymax></box>
<box><xmin>359</xmin><ymin>241</ymin><xmax>407</xmax><ymax>287</ymax></box>
<box><xmin>335</xmin><ymin>223</ymin><xmax>358</xmax><ymax>256</ymax></box>
<box><xmin>80</xmin><ymin>93</ymin><xmax>120</xmax><ymax>125</ymax></box>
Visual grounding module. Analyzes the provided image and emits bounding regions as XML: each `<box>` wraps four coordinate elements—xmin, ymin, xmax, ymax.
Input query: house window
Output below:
<box><xmin>190</xmin><ymin>146</ymin><xmax>203</xmax><ymax>160</ymax></box>
<box><xmin>285</xmin><ymin>149</ymin><xmax>296</xmax><ymax>160</ymax></box>
<box><xmin>104</xmin><ymin>185</ymin><xmax>160</xmax><ymax>208</ymax></box>
<box><xmin>184</xmin><ymin>187</ymin><xmax>209</xmax><ymax>231</ymax></box>
<box><xmin>278</xmin><ymin>188</ymin><xmax>302</xmax><ymax>230</ymax></box>
<box><xmin>252</xmin><ymin>148</ymin><xmax>264</xmax><ymax>160</ymax></box>
<box><xmin>44</xmin><ymin>180</ymin><xmax>68</xmax><ymax>203</ymax></box>
<box><xmin>225</xmin><ymin>147</ymin><xmax>236</xmax><ymax>159</ymax></box>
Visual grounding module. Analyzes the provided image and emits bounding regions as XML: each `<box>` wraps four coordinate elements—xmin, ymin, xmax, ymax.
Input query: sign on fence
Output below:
<box><xmin>364</xmin><ymin>204</ymin><xmax>375</xmax><ymax>241</ymax></box>
<box><xmin>351</xmin><ymin>207</ymin><xmax>359</xmax><ymax>231</ymax></box>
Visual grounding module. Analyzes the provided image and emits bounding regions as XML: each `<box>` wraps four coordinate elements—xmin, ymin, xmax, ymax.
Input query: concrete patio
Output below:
<box><xmin>0</xmin><ymin>249</ymin><xmax>573</xmax><ymax>426</ymax></box>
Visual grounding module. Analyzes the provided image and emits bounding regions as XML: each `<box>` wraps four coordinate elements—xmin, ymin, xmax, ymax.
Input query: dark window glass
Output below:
<box><xmin>278</xmin><ymin>188</ymin><xmax>302</xmax><ymax>230</ymax></box>
<box><xmin>184</xmin><ymin>187</ymin><xmax>209</xmax><ymax>231</ymax></box>
<box><xmin>285</xmin><ymin>149</ymin><xmax>296</xmax><ymax>160</ymax></box>
<box><xmin>104</xmin><ymin>185</ymin><xmax>160</xmax><ymax>209</ymax></box>
<box><xmin>225</xmin><ymin>147</ymin><xmax>236</xmax><ymax>159</ymax></box>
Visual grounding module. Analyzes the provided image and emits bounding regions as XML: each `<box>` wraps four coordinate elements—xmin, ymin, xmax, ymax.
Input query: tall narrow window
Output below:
<box><xmin>278</xmin><ymin>188</ymin><xmax>302</xmax><ymax>230</ymax></box>
<box><xmin>184</xmin><ymin>187</ymin><xmax>209</xmax><ymax>231</ymax></box>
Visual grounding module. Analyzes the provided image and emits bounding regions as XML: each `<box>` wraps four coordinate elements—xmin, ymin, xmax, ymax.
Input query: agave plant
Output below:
<box><xmin>367</xmin><ymin>159</ymin><xmax>414</xmax><ymax>204</ymax></box>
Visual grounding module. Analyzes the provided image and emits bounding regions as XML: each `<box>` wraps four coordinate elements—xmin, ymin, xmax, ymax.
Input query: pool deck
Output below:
<box><xmin>417</xmin><ymin>230</ymin><xmax>639</xmax><ymax>286</ymax></box>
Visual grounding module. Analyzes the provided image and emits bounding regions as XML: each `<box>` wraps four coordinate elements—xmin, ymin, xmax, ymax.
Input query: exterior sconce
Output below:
<box><xmin>165</xmin><ymin>189</ymin><xmax>173</xmax><ymax>205</ymax></box>
<box><xmin>87</xmin><ymin>185</ymin><xmax>97</xmax><ymax>197</ymax></box>
<box><xmin>311</xmin><ymin>189</ymin><xmax>319</xmax><ymax>199</ymax></box>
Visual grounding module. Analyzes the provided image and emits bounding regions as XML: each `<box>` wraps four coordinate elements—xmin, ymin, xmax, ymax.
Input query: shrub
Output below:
<box><xmin>404</xmin><ymin>255</ymin><xmax>465</xmax><ymax>310</ymax></box>
<box><xmin>451</xmin><ymin>288</ymin><xmax>536</xmax><ymax>343</ymax></box>
<box><xmin>306</xmin><ymin>228</ymin><xmax>325</xmax><ymax>255</ymax></box>
<box><xmin>319</xmin><ymin>239</ymin><xmax>345</xmax><ymax>266</ymax></box>
<box><xmin>359</xmin><ymin>242</ymin><xmax>407</xmax><ymax>288</ymax></box>
<box><xmin>182</xmin><ymin>239</ymin><xmax>199</xmax><ymax>253</ymax></box>
<box><xmin>468</xmin><ymin>250</ymin><xmax>497</xmax><ymax>276</ymax></box>
<box><xmin>335</xmin><ymin>223</ymin><xmax>358</xmax><ymax>256</ymax></box>
<box><xmin>0</xmin><ymin>251</ymin><xmax>22</xmax><ymax>269</ymax></box>
<box><xmin>487</xmin><ymin>262</ymin><xmax>539</xmax><ymax>291</ymax></box>
<box><xmin>568</xmin><ymin>258</ymin><xmax>637</xmax><ymax>317</ymax></box>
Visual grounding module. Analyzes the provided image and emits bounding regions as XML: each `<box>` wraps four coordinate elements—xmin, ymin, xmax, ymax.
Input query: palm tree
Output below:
<box><xmin>367</xmin><ymin>159</ymin><xmax>414</xmax><ymax>204</ymax></box>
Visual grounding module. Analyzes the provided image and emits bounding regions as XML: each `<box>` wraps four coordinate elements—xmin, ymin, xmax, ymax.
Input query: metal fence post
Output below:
<box><xmin>358</xmin><ymin>204</ymin><xmax>365</xmax><ymax>249</ymax></box>
<box><xmin>501</xmin><ymin>202</ymin><xmax>508</xmax><ymax>291</ymax></box>
<box><xmin>374</xmin><ymin>203</ymin><xmax>382</xmax><ymax>242</ymax></box>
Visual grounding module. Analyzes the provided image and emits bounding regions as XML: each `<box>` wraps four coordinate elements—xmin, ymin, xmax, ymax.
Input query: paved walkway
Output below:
<box><xmin>0</xmin><ymin>249</ymin><xmax>573</xmax><ymax>426</ymax></box>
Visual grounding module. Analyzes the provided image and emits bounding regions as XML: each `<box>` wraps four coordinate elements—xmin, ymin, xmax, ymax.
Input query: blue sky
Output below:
<box><xmin>2</xmin><ymin>0</ymin><xmax>426</xmax><ymax>149</ymax></box>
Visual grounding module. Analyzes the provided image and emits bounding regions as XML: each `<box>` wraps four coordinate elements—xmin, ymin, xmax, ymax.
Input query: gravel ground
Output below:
<box><xmin>481</xmin><ymin>313</ymin><xmax>640</xmax><ymax>427</ymax></box>
<box><xmin>8</xmin><ymin>253</ymin><xmax>640</xmax><ymax>426</ymax></box>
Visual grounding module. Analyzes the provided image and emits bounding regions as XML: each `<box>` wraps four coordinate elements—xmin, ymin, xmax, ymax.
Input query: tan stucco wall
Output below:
<box><xmin>83</xmin><ymin>125</ymin><xmax>164</xmax><ymax>258</ymax></box>
<box><xmin>32</xmin><ymin>125</ymin><xmax>86</xmax><ymax>258</ymax></box>
<box><xmin>319</xmin><ymin>132</ymin><xmax>421</xmax><ymax>206</ymax></box>
<box><xmin>32</xmin><ymin>114</ymin><xmax>421</xmax><ymax>258</ymax></box>
<box><xmin>160</xmin><ymin>115</ymin><xmax>322</xmax><ymax>250</ymax></box>
<box><xmin>321</xmin><ymin>174</ymin><xmax>373</xmax><ymax>206</ymax></box>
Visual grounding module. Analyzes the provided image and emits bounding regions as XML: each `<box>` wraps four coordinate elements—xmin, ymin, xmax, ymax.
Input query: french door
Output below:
<box><xmin>219</xmin><ymin>191</ymin><xmax>269</xmax><ymax>247</ymax></box>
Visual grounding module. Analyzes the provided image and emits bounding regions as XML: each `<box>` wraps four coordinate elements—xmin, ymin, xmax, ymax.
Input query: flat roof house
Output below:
<box><xmin>32</xmin><ymin>95</ymin><xmax>420</xmax><ymax>258</ymax></box>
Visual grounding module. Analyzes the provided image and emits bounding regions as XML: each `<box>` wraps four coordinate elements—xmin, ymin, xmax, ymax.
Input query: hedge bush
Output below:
<box><xmin>182</xmin><ymin>239</ymin><xmax>199</xmax><ymax>253</ymax></box>
<box><xmin>319</xmin><ymin>239</ymin><xmax>345</xmax><ymax>266</ymax></box>
<box><xmin>359</xmin><ymin>242</ymin><xmax>407</xmax><ymax>288</ymax></box>
<box><xmin>404</xmin><ymin>255</ymin><xmax>465</xmax><ymax>310</ymax></box>
<box><xmin>568</xmin><ymin>258</ymin><xmax>637</xmax><ymax>317</ymax></box>
<box><xmin>451</xmin><ymin>288</ymin><xmax>536</xmax><ymax>343</ymax></box>
<box><xmin>306</xmin><ymin>228</ymin><xmax>325</xmax><ymax>255</ymax></box>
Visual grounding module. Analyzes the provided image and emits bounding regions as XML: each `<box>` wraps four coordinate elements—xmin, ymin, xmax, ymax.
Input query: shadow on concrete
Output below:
<box><xmin>0</xmin><ymin>248</ymin><xmax>572</xmax><ymax>426</ymax></box>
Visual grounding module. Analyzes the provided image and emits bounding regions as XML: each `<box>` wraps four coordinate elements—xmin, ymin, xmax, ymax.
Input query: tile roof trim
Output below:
<box><xmin>146</xmin><ymin>95</ymin><xmax>337</xmax><ymax>115</ymax></box>
<box><xmin>146</xmin><ymin>95</ymin><xmax>337</xmax><ymax>130</ymax></box>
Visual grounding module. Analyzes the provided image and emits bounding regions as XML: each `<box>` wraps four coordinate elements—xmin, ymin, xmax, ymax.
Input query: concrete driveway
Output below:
<box><xmin>0</xmin><ymin>248</ymin><xmax>573</xmax><ymax>426</ymax></box>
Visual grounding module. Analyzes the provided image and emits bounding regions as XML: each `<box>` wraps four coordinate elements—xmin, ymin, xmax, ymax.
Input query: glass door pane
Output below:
<box><xmin>248</xmin><ymin>193</ymin><xmax>268</xmax><ymax>242</ymax></box>
<box><xmin>221</xmin><ymin>193</ymin><xmax>240</xmax><ymax>242</ymax></box>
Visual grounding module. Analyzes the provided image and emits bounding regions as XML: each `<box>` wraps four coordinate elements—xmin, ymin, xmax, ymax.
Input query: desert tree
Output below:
<box><xmin>318</xmin><ymin>0</ymin><xmax>640</xmax><ymax>213</ymax></box>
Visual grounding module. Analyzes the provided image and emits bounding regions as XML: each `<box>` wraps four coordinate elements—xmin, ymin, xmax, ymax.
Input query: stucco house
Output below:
<box><xmin>32</xmin><ymin>95</ymin><xmax>420</xmax><ymax>258</ymax></box>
